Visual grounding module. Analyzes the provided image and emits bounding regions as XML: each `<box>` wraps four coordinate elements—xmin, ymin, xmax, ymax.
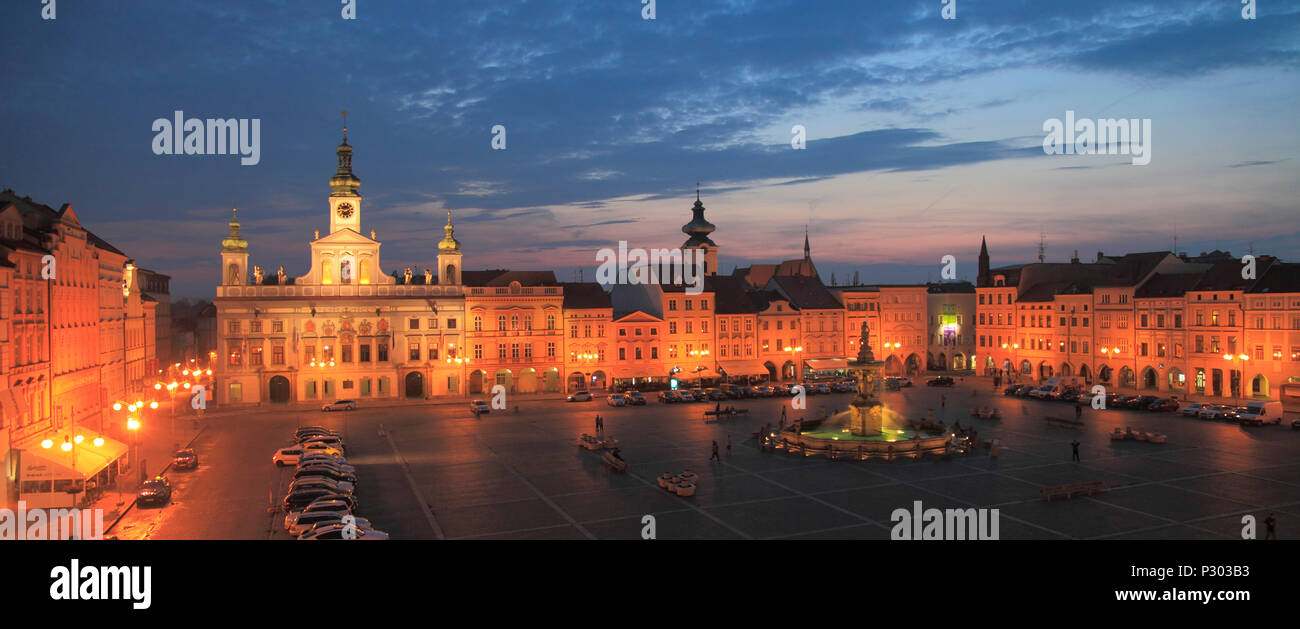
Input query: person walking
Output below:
<box><xmin>726</xmin><ymin>433</ymin><xmax>732</xmax><ymax>454</ymax></box>
<box><xmin>1074</xmin><ymin>402</ymin><xmax>1083</xmax><ymax>420</ymax></box>
<box><xmin>710</xmin><ymin>440</ymin><xmax>721</xmax><ymax>463</ymax></box>
<box><xmin>781</xmin><ymin>406</ymin><xmax>787</xmax><ymax>422</ymax></box>
<box><xmin>1264</xmin><ymin>513</ymin><xmax>1277</xmax><ymax>540</ymax></box>
<box><xmin>1071</xmin><ymin>439</ymin><xmax>1081</xmax><ymax>462</ymax></box>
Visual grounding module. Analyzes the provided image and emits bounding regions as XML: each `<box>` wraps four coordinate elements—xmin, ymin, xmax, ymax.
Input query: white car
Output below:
<box><xmin>606</xmin><ymin>394</ymin><xmax>627</xmax><ymax>407</ymax></box>
<box><xmin>295</xmin><ymin>516</ymin><xmax>374</xmax><ymax>539</ymax></box>
<box><xmin>273</xmin><ymin>447</ymin><xmax>305</xmax><ymax>466</ymax></box>
<box><xmin>284</xmin><ymin>499</ymin><xmax>352</xmax><ymax>532</ymax></box>
<box><xmin>1180</xmin><ymin>402</ymin><xmax>1204</xmax><ymax>417</ymax></box>
<box><xmin>470</xmin><ymin>400</ymin><xmax>491</xmax><ymax>414</ymax></box>
<box><xmin>566</xmin><ymin>391</ymin><xmax>593</xmax><ymax>402</ymax></box>
<box><xmin>321</xmin><ymin>399</ymin><xmax>357</xmax><ymax>412</ymax></box>
<box><xmin>297</xmin><ymin>453</ymin><xmax>350</xmax><ymax>469</ymax></box>
<box><xmin>299</xmin><ymin>522</ymin><xmax>389</xmax><ymax>540</ymax></box>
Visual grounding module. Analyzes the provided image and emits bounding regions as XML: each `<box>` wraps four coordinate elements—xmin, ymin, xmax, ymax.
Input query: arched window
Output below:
<box><xmin>321</xmin><ymin>260</ymin><xmax>333</xmax><ymax>284</ymax></box>
<box><xmin>473</xmin><ymin>315</ymin><xmax>482</xmax><ymax>331</ymax></box>
<box><xmin>359</xmin><ymin>259</ymin><xmax>371</xmax><ymax>284</ymax></box>
<box><xmin>497</xmin><ymin>315</ymin><xmax>506</xmax><ymax>331</ymax></box>
<box><xmin>444</xmin><ymin>264</ymin><xmax>457</xmax><ymax>284</ymax></box>
<box><xmin>510</xmin><ymin>315</ymin><xmax>519</xmax><ymax>330</ymax></box>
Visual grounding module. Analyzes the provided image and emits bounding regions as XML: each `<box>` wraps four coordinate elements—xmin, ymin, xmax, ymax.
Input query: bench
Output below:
<box><xmin>1040</xmin><ymin>481</ymin><xmax>1108</xmax><ymax>501</ymax></box>
<box><xmin>1044</xmin><ymin>416</ymin><xmax>1084</xmax><ymax>430</ymax></box>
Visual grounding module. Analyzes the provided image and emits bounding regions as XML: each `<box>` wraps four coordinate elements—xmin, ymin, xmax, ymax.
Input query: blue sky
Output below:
<box><xmin>1</xmin><ymin>0</ymin><xmax>1296</xmax><ymax>298</ymax></box>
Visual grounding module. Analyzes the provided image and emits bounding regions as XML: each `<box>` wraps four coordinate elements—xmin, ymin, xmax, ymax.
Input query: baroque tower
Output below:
<box><xmin>681</xmin><ymin>185</ymin><xmax>718</xmax><ymax>277</ymax></box>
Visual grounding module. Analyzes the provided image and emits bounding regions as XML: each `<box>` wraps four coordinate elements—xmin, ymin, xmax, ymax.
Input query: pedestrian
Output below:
<box><xmin>1071</xmin><ymin>439</ymin><xmax>1080</xmax><ymax>462</ymax></box>
<box><xmin>781</xmin><ymin>406</ymin><xmax>787</xmax><ymax>422</ymax></box>
<box><xmin>726</xmin><ymin>433</ymin><xmax>732</xmax><ymax>453</ymax></box>
<box><xmin>1264</xmin><ymin>513</ymin><xmax>1277</xmax><ymax>540</ymax></box>
<box><xmin>710</xmin><ymin>440</ymin><xmax>720</xmax><ymax>463</ymax></box>
<box><xmin>1074</xmin><ymin>403</ymin><xmax>1082</xmax><ymax>420</ymax></box>
<box><xmin>941</xmin><ymin>394</ymin><xmax>946</xmax><ymax>409</ymax></box>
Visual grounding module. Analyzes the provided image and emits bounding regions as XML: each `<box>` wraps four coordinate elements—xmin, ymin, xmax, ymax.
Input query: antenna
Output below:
<box><xmin>1037</xmin><ymin>229</ymin><xmax>1046</xmax><ymax>263</ymax></box>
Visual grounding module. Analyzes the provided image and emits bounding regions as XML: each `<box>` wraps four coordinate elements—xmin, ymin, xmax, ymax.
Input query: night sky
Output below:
<box><xmin>1</xmin><ymin>0</ymin><xmax>1296</xmax><ymax>298</ymax></box>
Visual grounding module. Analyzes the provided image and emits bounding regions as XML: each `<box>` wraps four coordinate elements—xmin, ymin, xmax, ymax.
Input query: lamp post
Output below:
<box><xmin>782</xmin><ymin>346</ymin><xmax>803</xmax><ymax>382</ymax></box>
<box><xmin>1001</xmin><ymin>342</ymin><xmax>1020</xmax><ymax>383</ymax></box>
<box><xmin>1223</xmin><ymin>353</ymin><xmax>1249</xmax><ymax>406</ymax></box>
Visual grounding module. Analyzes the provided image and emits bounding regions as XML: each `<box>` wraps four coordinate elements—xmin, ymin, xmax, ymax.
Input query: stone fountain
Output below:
<box><xmin>847</xmin><ymin>319</ymin><xmax>885</xmax><ymax>436</ymax></box>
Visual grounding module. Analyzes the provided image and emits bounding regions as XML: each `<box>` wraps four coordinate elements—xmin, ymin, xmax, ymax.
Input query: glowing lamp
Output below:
<box><xmin>41</xmin><ymin>439</ymin><xmax>54</xmax><ymax>449</ymax></box>
<box><xmin>93</xmin><ymin>437</ymin><xmax>105</xmax><ymax>447</ymax></box>
<box><xmin>127</xmin><ymin>418</ymin><xmax>140</xmax><ymax>431</ymax></box>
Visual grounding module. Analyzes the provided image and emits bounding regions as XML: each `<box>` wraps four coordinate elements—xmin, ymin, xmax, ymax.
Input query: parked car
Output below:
<box><xmin>1180</xmin><ymin>402</ymin><xmax>1205</xmax><ymax>417</ymax></box>
<box><xmin>299</xmin><ymin>522</ymin><xmax>389</xmax><ymax>540</ymax></box>
<box><xmin>294</xmin><ymin>466</ymin><xmax>357</xmax><ymax>485</ymax></box>
<box><xmin>625</xmin><ymin>391</ymin><xmax>647</xmax><ymax>405</ymax></box>
<box><xmin>136</xmin><ymin>476</ymin><xmax>172</xmax><ymax>506</ymax></box>
<box><xmin>885</xmin><ymin>379</ymin><xmax>901</xmax><ymax>391</ymax></box>
<box><xmin>1134</xmin><ymin>395</ymin><xmax>1160</xmax><ymax>410</ymax></box>
<box><xmin>1236</xmin><ymin>400</ymin><xmax>1284</xmax><ymax>426</ymax></box>
<box><xmin>704</xmin><ymin>388</ymin><xmax>727</xmax><ymax>401</ymax></box>
<box><xmin>1014</xmin><ymin>385</ymin><xmax>1035</xmax><ymax>397</ymax></box>
<box><xmin>1223</xmin><ymin>406</ymin><xmax>1250</xmax><ymax>422</ymax></box>
<box><xmin>294</xmin><ymin>425</ymin><xmax>338</xmax><ymax>439</ymax></box>
<box><xmin>1147</xmin><ymin>398</ymin><xmax>1180</xmax><ymax>412</ymax></box>
<box><xmin>321</xmin><ymin>399</ymin><xmax>356</xmax><ymax>412</ymax></box>
<box><xmin>831</xmin><ymin>381</ymin><xmax>853</xmax><ymax>393</ymax></box>
<box><xmin>1003</xmin><ymin>386</ymin><xmax>1020</xmax><ymax>396</ymax></box>
<box><xmin>284</xmin><ymin>499</ymin><xmax>351</xmax><ymax>532</ymax></box>
<box><xmin>657</xmin><ymin>390</ymin><xmax>682</xmax><ymax>403</ymax></box>
<box><xmin>812</xmin><ymin>383</ymin><xmax>833</xmax><ymax>395</ymax></box>
<box><xmin>296</xmin><ymin>516</ymin><xmax>375</xmax><ymax>539</ymax></box>
<box><xmin>300</xmin><ymin>442</ymin><xmax>343</xmax><ymax>457</ymax></box>
<box><xmin>1028</xmin><ymin>385</ymin><xmax>1053</xmax><ymax>399</ymax></box>
<box><xmin>299</xmin><ymin>434</ymin><xmax>346</xmax><ymax>452</ymax></box>
<box><xmin>606</xmin><ymin>394</ymin><xmax>627</xmax><ymax>407</ymax></box>
<box><xmin>284</xmin><ymin>488</ymin><xmax>357</xmax><ymax>512</ymax></box>
<box><xmin>722</xmin><ymin>385</ymin><xmax>744</xmax><ymax>399</ymax></box>
<box><xmin>172</xmin><ymin>448</ymin><xmax>199</xmax><ymax>470</ymax></box>
<box><xmin>273</xmin><ymin>447</ymin><xmax>306</xmax><ymax>467</ymax></box>
<box><xmin>894</xmin><ymin>377</ymin><xmax>914</xmax><ymax>388</ymax></box>
<box><xmin>297</xmin><ymin>453</ymin><xmax>350</xmax><ymax>469</ymax></box>
<box><xmin>470</xmin><ymin>400</ymin><xmax>491</xmax><ymax>414</ymax></box>
<box><xmin>1197</xmin><ymin>404</ymin><xmax>1227</xmax><ymax>420</ymax></box>
<box><xmin>288</xmin><ymin>476</ymin><xmax>354</xmax><ymax>495</ymax></box>
<box><xmin>566</xmin><ymin>391</ymin><xmax>593</xmax><ymax>402</ymax></box>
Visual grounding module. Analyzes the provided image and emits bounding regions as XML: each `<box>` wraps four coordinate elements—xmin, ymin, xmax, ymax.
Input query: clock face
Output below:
<box><xmin>336</xmin><ymin>202</ymin><xmax>354</xmax><ymax>219</ymax></box>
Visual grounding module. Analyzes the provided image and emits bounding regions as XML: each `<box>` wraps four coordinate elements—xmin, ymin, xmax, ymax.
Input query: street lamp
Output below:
<box><xmin>782</xmin><ymin>345</ymin><xmax>803</xmax><ymax>381</ymax></box>
<box><xmin>1001</xmin><ymin>342</ymin><xmax>1020</xmax><ymax>382</ymax></box>
<box><xmin>1223</xmin><ymin>353</ymin><xmax>1249</xmax><ymax>405</ymax></box>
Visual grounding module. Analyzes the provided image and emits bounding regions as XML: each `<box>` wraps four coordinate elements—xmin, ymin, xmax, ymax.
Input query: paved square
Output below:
<box><xmin>108</xmin><ymin>380</ymin><xmax>1300</xmax><ymax>540</ymax></box>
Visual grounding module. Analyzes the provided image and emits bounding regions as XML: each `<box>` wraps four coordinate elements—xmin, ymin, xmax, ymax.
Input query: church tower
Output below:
<box><xmin>977</xmin><ymin>235</ymin><xmax>990</xmax><ymax>287</ymax></box>
<box><xmin>437</xmin><ymin>210</ymin><xmax>462</xmax><ymax>285</ymax></box>
<box><xmin>681</xmin><ymin>186</ymin><xmax>718</xmax><ymax>277</ymax></box>
<box><xmin>221</xmin><ymin>207</ymin><xmax>249</xmax><ymax>285</ymax></box>
<box><xmin>328</xmin><ymin>112</ymin><xmax>362</xmax><ymax>235</ymax></box>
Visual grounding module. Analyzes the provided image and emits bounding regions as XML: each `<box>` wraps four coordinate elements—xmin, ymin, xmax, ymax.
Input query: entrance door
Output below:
<box><xmin>405</xmin><ymin>371</ymin><xmax>424</xmax><ymax>398</ymax></box>
<box><xmin>268</xmin><ymin>376</ymin><xmax>291</xmax><ymax>404</ymax></box>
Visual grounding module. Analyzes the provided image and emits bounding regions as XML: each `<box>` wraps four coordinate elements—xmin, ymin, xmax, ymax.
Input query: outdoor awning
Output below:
<box><xmin>716</xmin><ymin>360</ymin><xmax>769</xmax><ymax>376</ymax></box>
<box><xmin>670</xmin><ymin>365</ymin><xmax>717</xmax><ymax>379</ymax></box>
<box><xmin>609</xmin><ymin>366</ymin><xmax>666</xmax><ymax>380</ymax></box>
<box><xmin>20</xmin><ymin>431</ymin><xmax>127</xmax><ymax>482</ymax></box>
<box><xmin>804</xmin><ymin>358</ymin><xmax>849</xmax><ymax>371</ymax></box>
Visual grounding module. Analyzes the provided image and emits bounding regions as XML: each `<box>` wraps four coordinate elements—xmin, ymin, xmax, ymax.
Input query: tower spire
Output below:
<box><xmin>222</xmin><ymin>205</ymin><xmax>247</xmax><ymax>252</ymax></box>
<box><xmin>803</xmin><ymin>224</ymin><xmax>811</xmax><ymax>260</ymax></box>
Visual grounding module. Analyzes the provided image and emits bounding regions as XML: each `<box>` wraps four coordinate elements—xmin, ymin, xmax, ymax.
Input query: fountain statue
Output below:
<box><xmin>847</xmin><ymin>319</ymin><xmax>885</xmax><ymax>436</ymax></box>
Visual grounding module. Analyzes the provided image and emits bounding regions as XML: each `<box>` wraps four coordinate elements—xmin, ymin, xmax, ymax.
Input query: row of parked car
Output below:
<box><xmin>1003</xmin><ymin>383</ymin><xmax>1293</xmax><ymax>427</ymax></box>
<box><xmin>272</xmin><ymin>426</ymin><xmax>388</xmax><ymax>540</ymax></box>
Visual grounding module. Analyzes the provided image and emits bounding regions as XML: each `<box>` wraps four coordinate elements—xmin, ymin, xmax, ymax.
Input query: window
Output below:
<box><xmin>497</xmin><ymin>316</ymin><xmax>506</xmax><ymax>331</ymax></box>
<box><xmin>378</xmin><ymin>344</ymin><xmax>389</xmax><ymax>362</ymax></box>
<box><xmin>228</xmin><ymin>348</ymin><xmax>241</xmax><ymax>366</ymax></box>
<box><xmin>409</xmin><ymin>342</ymin><xmax>420</xmax><ymax>361</ymax></box>
<box><xmin>668</xmin><ymin>300</ymin><xmax>677</xmax><ymax>311</ymax></box>
<box><xmin>473</xmin><ymin>344</ymin><xmax>483</xmax><ymax>359</ymax></box>
<box><xmin>547</xmin><ymin>314</ymin><xmax>556</xmax><ymax>330</ymax></box>
<box><xmin>473</xmin><ymin>316</ymin><xmax>483</xmax><ymax>331</ymax></box>
<box><xmin>227</xmin><ymin>320</ymin><xmax>241</xmax><ymax>334</ymax></box>
<box><xmin>429</xmin><ymin>346</ymin><xmax>439</xmax><ymax>361</ymax></box>
<box><xmin>250</xmin><ymin>320</ymin><xmax>262</xmax><ymax>333</ymax></box>
<box><xmin>409</xmin><ymin>318</ymin><xmax>420</xmax><ymax>330</ymax></box>
<box><xmin>669</xmin><ymin>321</ymin><xmax>677</xmax><ymax>334</ymax></box>
<box><xmin>272</xmin><ymin>320</ymin><xmax>284</xmax><ymax>333</ymax></box>
<box><xmin>619</xmin><ymin>348</ymin><xmax>626</xmax><ymax>360</ymax></box>
<box><xmin>360</xmin><ymin>344</ymin><xmax>370</xmax><ymax>362</ymax></box>
<box><xmin>342</xmin><ymin>345</ymin><xmax>353</xmax><ymax>363</ymax></box>
<box><xmin>546</xmin><ymin>342</ymin><xmax>556</xmax><ymax>357</ymax></box>
<box><xmin>497</xmin><ymin>344</ymin><xmax>507</xmax><ymax>359</ymax></box>
<box><xmin>228</xmin><ymin>382</ymin><xmax>242</xmax><ymax>403</ymax></box>
<box><xmin>651</xmin><ymin>347</ymin><xmax>659</xmax><ymax>359</ymax></box>
<box><xmin>428</xmin><ymin>318</ymin><xmax>438</xmax><ymax>329</ymax></box>
<box><xmin>250</xmin><ymin>346</ymin><xmax>263</xmax><ymax>366</ymax></box>
<box><xmin>446</xmin><ymin>318</ymin><xmax>457</xmax><ymax>329</ymax></box>
<box><xmin>570</xmin><ymin>325</ymin><xmax>578</xmax><ymax>338</ymax></box>
<box><xmin>272</xmin><ymin>345</ymin><xmax>285</xmax><ymax>365</ymax></box>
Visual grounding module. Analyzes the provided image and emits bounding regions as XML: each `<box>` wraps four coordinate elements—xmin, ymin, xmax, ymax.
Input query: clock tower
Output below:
<box><xmin>328</xmin><ymin>113</ymin><xmax>362</xmax><ymax>235</ymax></box>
